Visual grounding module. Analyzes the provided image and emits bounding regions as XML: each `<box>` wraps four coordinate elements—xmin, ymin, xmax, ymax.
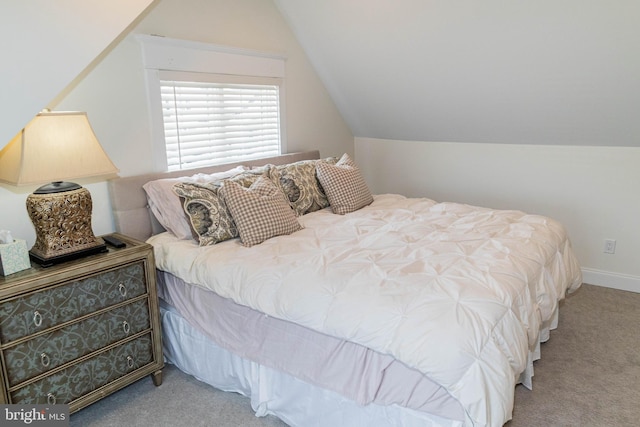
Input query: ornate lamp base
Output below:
<box><xmin>26</xmin><ymin>186</ymin><xmax>107</xmax><ymax>267</ymax></box>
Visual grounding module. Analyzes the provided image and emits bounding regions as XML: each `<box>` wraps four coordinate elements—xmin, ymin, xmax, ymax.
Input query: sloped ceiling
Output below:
<box><xmin>275</xmin><ymin>1</ymin><xmax>640</xmax><ymax>147</ymax></box>
<box><xmin>0</xmin><ymin>0</ymin><xmax>155</xmax><ymax>150</ymax></box>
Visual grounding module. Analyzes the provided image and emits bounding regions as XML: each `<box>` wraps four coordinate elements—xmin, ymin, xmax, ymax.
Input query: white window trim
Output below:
<box><xmin>137</xmin><ymin>34</ymin><xmax>287</xmax><ymax>171</ymax></box>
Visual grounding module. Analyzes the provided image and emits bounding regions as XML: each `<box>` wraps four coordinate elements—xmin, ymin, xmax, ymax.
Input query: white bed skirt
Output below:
<box><xmin>160</xmin><ymin>301</ymin><xmax>464</xmax><ymax>427</ymax></box>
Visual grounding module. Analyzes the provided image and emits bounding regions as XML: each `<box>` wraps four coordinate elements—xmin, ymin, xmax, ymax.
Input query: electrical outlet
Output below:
<box><xmin>604</xmin><ymin>239</ymin><xmax>616</xmax><ymax>254</ymax></box>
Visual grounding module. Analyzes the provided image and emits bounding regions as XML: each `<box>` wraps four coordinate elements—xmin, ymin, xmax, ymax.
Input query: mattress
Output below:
<box><xmin>149</xmin><ymin>193</ymin><xmax>582</xmax><ymax>426</ymax></box>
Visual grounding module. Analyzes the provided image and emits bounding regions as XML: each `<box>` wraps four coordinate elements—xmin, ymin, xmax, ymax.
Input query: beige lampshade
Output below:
<box><xmin>0</xmin><ymin>111</ymin><xmax>119</xmax><ymax>186</ymax></box>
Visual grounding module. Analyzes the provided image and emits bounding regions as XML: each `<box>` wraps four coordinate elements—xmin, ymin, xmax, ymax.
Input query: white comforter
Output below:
<box><xmin>149</xmin><ymin>194</ymin><xmax>582</xmax><ymax>426</ymax></box>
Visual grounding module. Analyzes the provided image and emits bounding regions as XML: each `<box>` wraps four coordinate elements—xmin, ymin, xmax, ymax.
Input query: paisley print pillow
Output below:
<box><xmin>269</xmin><ymin>157</ymin><xmax>338</xmax><ymax>216</ymax></box>
<box><xmin>172</xmin><ymin>167</ymin><xmax>272</xmax><ymax>246</ymax></box>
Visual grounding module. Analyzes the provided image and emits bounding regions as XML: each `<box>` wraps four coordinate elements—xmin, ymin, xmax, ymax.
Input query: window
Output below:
<box><xmin>138</xmin><ymin>35</ymin><xmax>287</xmax><ymax>171</ymax></box>
<box><xmin>160</xmin><ymin>74</ymin><xmax>281</xmax><ymax>171</ymax></box>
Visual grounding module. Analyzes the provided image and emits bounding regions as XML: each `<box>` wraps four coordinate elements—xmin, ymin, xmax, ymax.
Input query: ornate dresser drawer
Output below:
<box><xmin>10</xmin><ymin>333</ymin><xmax>154</xmax><ymax>405</ymax></box>
<box><xmin>0</xmin><ymin>234</ymin><xmax>163</xmax><ymax>413</ymax></box>
<box><xmin>3</xmin><ymin>298</ymin><xmax>151</xmax><ymax>386</ymax></box>
<box><xmin>0</xmin><ymin>262</ymin><xmax>147</xmax><ymax>343</ymax></box>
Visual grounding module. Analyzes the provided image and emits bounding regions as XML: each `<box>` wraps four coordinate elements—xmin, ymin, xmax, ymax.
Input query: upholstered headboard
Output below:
<box><xmin>107</xmin><ymin>151</ymin><xmax>320</xmax><ymax>242</ymax></box>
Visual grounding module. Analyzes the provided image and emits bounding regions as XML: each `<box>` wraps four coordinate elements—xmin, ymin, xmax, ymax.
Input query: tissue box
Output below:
<box><xmin>0</xmin><ymin>239</ymin><xmax>31</xmax><ymax>276</ymax></box>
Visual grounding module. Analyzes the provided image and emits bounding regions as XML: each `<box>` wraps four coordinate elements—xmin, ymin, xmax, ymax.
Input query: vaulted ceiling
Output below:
<box><xmin>275</xmin><ymin>1</ymin><xmax>640</xmax><ymax>147</ymax></box>
<box><xmin>0</xmin><ymin>1</ymin><xmax>155</xmax><ymax>149</ymax></box>
<box><xmin>3</xmin><ymin>2</ymin><xmax>638</xmax><ymax>150</ymax></box>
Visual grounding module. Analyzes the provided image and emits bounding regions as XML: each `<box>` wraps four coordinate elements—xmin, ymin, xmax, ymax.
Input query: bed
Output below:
<box><xmin>108</xmin><ymin>150</ymin><xmax>582</xmax><ymax>427</ymax></box>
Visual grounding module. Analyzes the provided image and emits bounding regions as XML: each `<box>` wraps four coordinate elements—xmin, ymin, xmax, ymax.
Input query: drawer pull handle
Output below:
<box><xmin>118</xmin><ymin>283</ymin><xmax>127</xmax><ymax>297</ymax></box>
<box><xmin>122</xmin><ymin>321</ymin><xmax>131</xmax><ymax>334</ymax></box>
<box><xmin>126</xmin><ymin>355</ymin><xmax>134</xmax><ymax>368</ymax></box>
<box><xmin>47</xmin><ymin>393</ymin><xmax>56</xmax><ymax>405</ymax></box>
<box><xmin>40</xmin><ymin>352</ymin><xmax>50</xmax><ymax>367</ymax></box>
<box><xmin>33</xmin><ymin>311</ymin><xmax>42</xmax><ymax>327</ymax></box>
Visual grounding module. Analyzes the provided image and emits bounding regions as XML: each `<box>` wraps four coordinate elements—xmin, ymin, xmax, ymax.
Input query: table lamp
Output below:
<box><xmin>0</xmin><ymin>110</ymin><xmax>119</xmax><ymax>267</ymax></box>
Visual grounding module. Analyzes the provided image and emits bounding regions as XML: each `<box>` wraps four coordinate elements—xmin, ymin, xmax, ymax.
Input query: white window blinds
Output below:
<box><xmin>160</xmin><ymin>77</ymin><xmax>281</xmax><ymax>171</ymax></box>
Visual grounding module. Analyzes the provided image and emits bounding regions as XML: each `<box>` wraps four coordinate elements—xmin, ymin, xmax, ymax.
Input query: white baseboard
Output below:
<box><xmin>581</xmin><ymin>268</ymin><xmax>640</xmax><ymax>294</ymax></box>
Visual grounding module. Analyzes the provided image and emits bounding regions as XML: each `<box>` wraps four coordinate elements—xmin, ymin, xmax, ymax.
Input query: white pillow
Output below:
<box><xmin>143</xmin><ymin>165</ymin><xmax>247</xmax><ymax>240</ymax></box>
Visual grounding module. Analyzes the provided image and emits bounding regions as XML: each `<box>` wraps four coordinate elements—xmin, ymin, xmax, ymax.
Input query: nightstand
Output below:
<box><xmin>0</xmin><ymin>233</ymin><xmax>163</xmax><ymax>412</ymax></box>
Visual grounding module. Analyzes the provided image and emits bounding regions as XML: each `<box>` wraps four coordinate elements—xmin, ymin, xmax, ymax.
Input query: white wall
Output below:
<box><xmin>0</xmin><ymin>0</ymin><xmax>154</xmax><ymax>148</ymax></box>
<box><xmin>0</xmin><ymin>0</ymin><xmax>353</xmax><ymax>249</ymax></box>
<box><xmin>356</xmin><ymin>137</ymin><xmax>640</xmax><ymax>292</ymax></box>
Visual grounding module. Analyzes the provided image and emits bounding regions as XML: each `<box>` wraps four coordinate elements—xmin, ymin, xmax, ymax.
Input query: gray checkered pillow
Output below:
<box><xmin>220</xmin><ymin>175</ymin><xmax>302</xmax><ymax>247</ymax></box>
<box><xmin>315</xmin><ymin>153</ymin><xmax>373</xmax><ymax>215</ymax></box>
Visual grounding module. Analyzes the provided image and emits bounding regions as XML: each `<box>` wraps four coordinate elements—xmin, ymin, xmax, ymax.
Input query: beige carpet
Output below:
<box><xmin>507</xmin><ymin>283</ymin><xmax>640</xmax><ymax>426</ymax></box>
<box><xmin>71</xmin><ymin>283</ymin><xmax>640</xmax><ymax>426</ymax></box>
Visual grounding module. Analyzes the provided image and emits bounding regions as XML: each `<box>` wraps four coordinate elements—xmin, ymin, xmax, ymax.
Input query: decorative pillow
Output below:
<box><xmin>268</xmin><ymin>157</ymin><xmax>338</xmax><ymax>216</ymax></box>
<box><xmin>172</xmin><ymin>182</ymin><xmax>236</xmax><ymax>246</ymax></box>
<box><xmin>143</xmin><ymin>165</ymin><xmax>247</xmax><ymax>240</ymax></box>
<box><xmin>172</xmin><ymin>168</ymin><xmax>272</xmax><ymax>246</ymax></box>
<box><xmin>219</xmin><ymin>176</ymin><xmax>302</xmax><ymax>247</ymax></box>
<box><xmin>315</xmin><ymin>153</ymin><xmax>374</xmax><ymax>215</ymax></box>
